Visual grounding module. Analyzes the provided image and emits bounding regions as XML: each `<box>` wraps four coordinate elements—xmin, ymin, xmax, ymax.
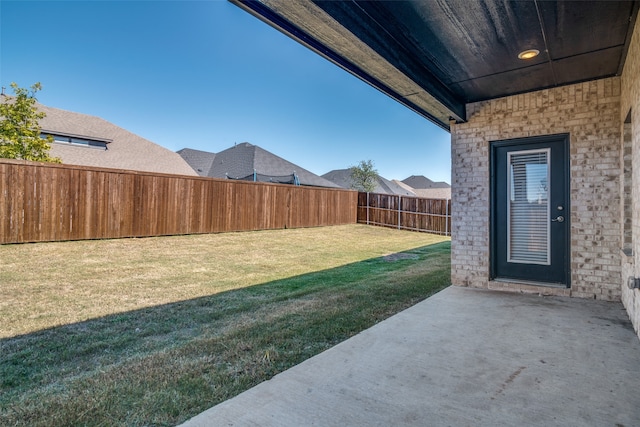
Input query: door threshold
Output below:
<box><xmin>491</xmin><ymin>278</ymin><xmax>569</xmax><ymax>289</ymax></box>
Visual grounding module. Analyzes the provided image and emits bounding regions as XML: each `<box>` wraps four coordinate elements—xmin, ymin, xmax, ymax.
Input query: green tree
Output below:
<box><xmin>0</xmin><ymin>82</ymin><xmax>60</xmax><ymax>162</ymax></box>
<box><xmin>350</xmin><ymin>159</ymin><xmax>378</xmax><ymax>192</ymax></box>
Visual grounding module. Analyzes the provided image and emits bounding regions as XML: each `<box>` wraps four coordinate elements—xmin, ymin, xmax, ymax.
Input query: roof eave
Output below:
<box><xmin>229</xmin><ymin>0</ymin><xmax>465</xmax><ymax>131</ymax></box>
<box><xmin>40</xmin><ymin>129</ymin><xmax>113</xmax><ymax>144</ymax></box>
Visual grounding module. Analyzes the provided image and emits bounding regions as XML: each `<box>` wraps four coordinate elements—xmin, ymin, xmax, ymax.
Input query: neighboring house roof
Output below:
<box><xmin>38</xmin><ymin>104</ymin><xmax>197</xmax><ymax>176</ymax></box>
<box><xmin>178</xmin><ymin>142</ymin><xmax>342</xmax><ymax>188</ymax></box>
<box><xmin>392</xmin><ymin>179</ymin><xmax>417</xmax><ymax>194</ymax></box>
<box><xmin>322</xmin><ymin>169</ymin><xmax>415</xmax><ymax>196</ymax></box>
<box><xmin>394</xmin><ymin>177</ymin><xmax>451</xmax><ymax>199</ymax></box>
<box><xmin>175</xmin><ymin>148</ymin><xmax>216</xmax><ymax>177</ymax></box>
<box><xmin>402</xmin><ymin>175</ymin><xmax>450</xmax><ymax>189</ymax></box>
<box><xmin>392</xmin><ymin>179</ymin><xmax>451</xmax><ymax>199</ymax></box>
<box><xmin>412</xmin><ymin>188</ymin><xmax>451</xmax><ymax>200</ymax></box>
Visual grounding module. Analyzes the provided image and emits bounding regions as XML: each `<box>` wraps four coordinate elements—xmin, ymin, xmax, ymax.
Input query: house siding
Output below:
<box><xmin>621</xmin><ymin>18</ymin><xmax>640</xmax><ymax>338</ymax></box>
<box><xmin>451</xmin><ymin>78</ymin><xmax>622</xmax><ymax>301</ymax></box>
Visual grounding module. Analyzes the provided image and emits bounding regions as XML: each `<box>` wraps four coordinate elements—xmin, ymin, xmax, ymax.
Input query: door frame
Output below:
<box><xmin>489</xmin><ymin>134</ymin><xmax>571</xmax><ymax>287</ymax></box>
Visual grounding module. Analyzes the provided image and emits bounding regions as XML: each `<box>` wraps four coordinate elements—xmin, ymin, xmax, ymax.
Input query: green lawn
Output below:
<box><xmin>0</xmin><ymin>224</ymin><xmax>450</xmax><ymax>426</ymax></box>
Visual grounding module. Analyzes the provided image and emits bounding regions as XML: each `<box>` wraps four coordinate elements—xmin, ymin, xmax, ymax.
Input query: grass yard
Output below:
<box><xmin>0</xmin><ymin>224</ymin><xmax>450</xmax><ymax>426</ymax></box>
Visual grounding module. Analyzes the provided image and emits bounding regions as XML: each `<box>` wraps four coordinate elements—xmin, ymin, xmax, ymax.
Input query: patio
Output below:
<box><xmin>181</xmin><ymin>286</ymin><xmax>640</xmax><ymax>426</ymax></box>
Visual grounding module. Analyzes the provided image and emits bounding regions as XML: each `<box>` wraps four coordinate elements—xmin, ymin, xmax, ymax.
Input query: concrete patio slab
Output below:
<box><xmin>180</xmin><ymin>286</ymin><xmax>640</xmax><ymax>426</ymax></box>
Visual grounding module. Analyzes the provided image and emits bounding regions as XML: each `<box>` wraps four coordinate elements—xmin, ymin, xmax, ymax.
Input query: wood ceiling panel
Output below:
<box><xmin>539</xmin><ymin>1</ymin><xmax>636</xmax><ymax>59</ymax></box>
<box><xmin>452</xmin><ymin>62</ymin><xmax>555</xmax><ymax>102</ymax></box>
<box><xmin>552</xmin><ymin>47</ymin><xmax>624</xmax><ymax>84</ymax></box>
<box><xmin>233</xmin><ymin>0</ymin><xmax>640</xmax><ymax>128</ymax></box>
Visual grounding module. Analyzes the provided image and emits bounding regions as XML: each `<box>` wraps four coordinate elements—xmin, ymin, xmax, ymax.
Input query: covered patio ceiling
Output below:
<box><xmin>230</xmin><ymin>0</ymin><xmax>639</xmax><ymax>131</ymax></box>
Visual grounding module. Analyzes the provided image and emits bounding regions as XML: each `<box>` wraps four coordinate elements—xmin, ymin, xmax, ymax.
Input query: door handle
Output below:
<box><xmin>551</xmin><ymin>215</ymin><xmax>565</xmax><ymax>223</ymax></box>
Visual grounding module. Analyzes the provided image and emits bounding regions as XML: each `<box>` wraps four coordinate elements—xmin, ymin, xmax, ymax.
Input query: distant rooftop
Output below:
<box><xmin>36</xmin><ymin>103</ymin><xmax>197</xmax><ymax>176</ymax></box>
<box><xmin>322</xmin><ymin>169</ymin><xmax>415</xmax><ymax>196</ymax></box>
<box><xmin>402</xmin><ymin>175</ymin><xmax>450</xmax><ymax>189</ymax></box>
<box><xmin>178</xmin><ymin>143</ymin><xmax>341</xmax><ymax>188</ymax></box>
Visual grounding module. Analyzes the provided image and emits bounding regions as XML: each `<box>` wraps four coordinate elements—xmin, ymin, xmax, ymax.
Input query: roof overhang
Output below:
<box><xmin>230</xmin><ymin>0</ymin><xmax>639</xmax><ymax>132</ymax></box>
<box><xmin>40</xmin><ymin>130</ymin><xmax>113</xmax><ymax>144</ymax></box>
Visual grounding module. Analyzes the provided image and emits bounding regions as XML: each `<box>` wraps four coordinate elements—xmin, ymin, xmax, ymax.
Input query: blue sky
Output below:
<box><xmin>1</xmin><ymin>0</ymin><xmax>451</xmax><ymax>183</ymax></box>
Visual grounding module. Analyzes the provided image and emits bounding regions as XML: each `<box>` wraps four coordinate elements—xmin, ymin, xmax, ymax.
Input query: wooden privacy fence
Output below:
<box><xmin>0</xmin><ymin>160</ymin><xmax>357</xmax><ymax>244</ymax></box>
<box><xmin>357</xmin><ymin>192</ymin><xmax>451</xmax><ymax>236</ymax></box>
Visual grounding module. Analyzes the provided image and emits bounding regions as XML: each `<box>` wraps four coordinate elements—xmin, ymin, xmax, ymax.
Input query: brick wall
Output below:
<box><xmin>620</xmin><ymin>18</ymin><xmax>640</xmax><ymax>338</ymax></box>
<box><xmin>451</xmin><ymin>78</ymin><xmax>622</xmax><ymax>301</ymax></box>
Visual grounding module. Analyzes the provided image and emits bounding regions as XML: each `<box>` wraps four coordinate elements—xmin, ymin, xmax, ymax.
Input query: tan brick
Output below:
<box><xmin>619</xmin><ymin>8</ymin><xmax>640</xmax><ymax>338</ymax></box>
<box><xmin>451</xmin><ymin>76</ymin><xmax>622</xmax><ymax>302</ymax></box>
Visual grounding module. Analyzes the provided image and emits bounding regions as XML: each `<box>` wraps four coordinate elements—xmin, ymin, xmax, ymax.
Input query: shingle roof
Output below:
<box><xmin>391</xmin><ymin>179</ymin><xmax>417</xmax><ymax>194</ymax></box>
<box><xmin>411</xmin><ymin>188</ymin><xmax>451</xmax><ymax>199</ymax></box>
<box><xmin>394</xmin><ymin>178</ymin><xmax>450</xmax><ymax>199</ymax></box>
<box><xmin>175</xmin><ymin>148</ymin><xmax>216</xmax><ymax>177</ymax></box>
<box><xmin>402</xmin><ymin>175</ymin><xmax>450</xmax><ymax>189</ymax></box>
<box><xmin>178</xmin><ymin>142</ymin><xmax>342</xmax><ymax>188</ymax></box>
<box><xmin>38</xmin><ymin>104</ymin><xmax>197</xmax><ymax>176</ymax></box>
<box><xmin>322</xmin><ymin>169</ymin><xmax>415</xmax><ymax>196</ymax></box>
<box><xmin>207</xmin><ymin>143</ymin><xmax>257</xmax><ymax>179</ymax></box>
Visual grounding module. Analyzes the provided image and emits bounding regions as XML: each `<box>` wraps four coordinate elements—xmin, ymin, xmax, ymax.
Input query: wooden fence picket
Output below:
<box><xmin>356</xmin><ymin>192</ymin><xmax>451</xmax><ymax>236</ymax></box>
<box><xmin>0</xmin><ymin>160</ymin><xmax>357</xmax><ymax>244</ymax></box>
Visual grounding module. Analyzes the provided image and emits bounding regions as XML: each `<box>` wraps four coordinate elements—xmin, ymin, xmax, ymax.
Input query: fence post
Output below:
<box><xmin>366</xmin><ymin>192</ymin><xmax>370</xmax><ymax>225</ymax></box>
<box><xmin>398</xmin><ymin>195</ymin><xmax>401</xmax><ymax>230</ymax></box>
<box><xmin>445</xmin><ymin>199</ymin><xmax>449</xmax><ymax>236</ymax></box>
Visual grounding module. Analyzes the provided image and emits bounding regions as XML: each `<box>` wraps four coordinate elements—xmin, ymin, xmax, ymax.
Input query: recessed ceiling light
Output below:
<box><xmin>518</xmin><ymin>49</ymin><xmax>540</xmax><ymax>60</ymax></box>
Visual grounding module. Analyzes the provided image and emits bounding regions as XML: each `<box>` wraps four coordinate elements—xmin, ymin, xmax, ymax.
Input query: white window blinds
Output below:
<box><xmin>507</xmin><ymin>149</ymin><xmax>550</xmax><ymax>265</ymax></box>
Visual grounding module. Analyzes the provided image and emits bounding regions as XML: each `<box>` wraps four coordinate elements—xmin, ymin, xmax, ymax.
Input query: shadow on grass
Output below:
<box><xmin>0</xmin><ymin>241</ymin><xmax>450</xmax><ymax>427</ymax></box>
